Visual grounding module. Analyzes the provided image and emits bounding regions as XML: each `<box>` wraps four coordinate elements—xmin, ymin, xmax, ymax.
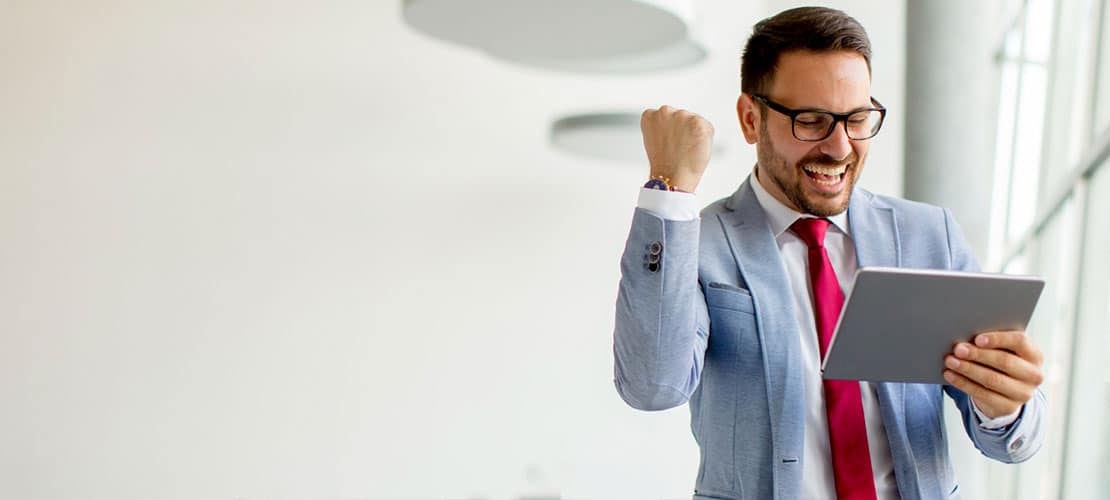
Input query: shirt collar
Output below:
<box><xmin>749</xmin><ymin>167</ymin><xmax>851</xmax><ymax>238</ymax></box>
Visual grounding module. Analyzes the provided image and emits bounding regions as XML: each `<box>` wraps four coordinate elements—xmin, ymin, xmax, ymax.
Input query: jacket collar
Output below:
<box><xmin>726</xmin><ymin>173</ymin><xmax>897</xmax><ymax>268</ymax></box>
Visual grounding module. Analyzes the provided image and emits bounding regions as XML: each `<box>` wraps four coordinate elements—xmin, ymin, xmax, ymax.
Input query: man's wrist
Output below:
<box><xmin>645</xmin><ymin>173</ymin><xmax>697</xmax><ymax>193</ymax></box>
<box><xmin>972</xmin><ymin>400</ymin><xmax>1022</xmax><ymax>429</ymax></box>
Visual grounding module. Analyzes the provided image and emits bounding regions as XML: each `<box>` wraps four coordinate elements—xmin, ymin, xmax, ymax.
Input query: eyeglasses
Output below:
<box><xmin>750</xmin><ymin>94</ymin><xmax>887</xmax><ymax>142</ymax></box>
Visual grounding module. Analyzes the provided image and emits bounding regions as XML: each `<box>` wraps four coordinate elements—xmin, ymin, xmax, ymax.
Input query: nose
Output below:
<box><xmin>818</xmin><ymin>121</ymin><xmax>853</xmax><ymax>161</ymax></box>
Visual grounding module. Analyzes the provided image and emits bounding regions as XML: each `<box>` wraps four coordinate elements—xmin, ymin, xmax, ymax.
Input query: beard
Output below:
<box><xmin>756</xmin><ymin>125</ymin><xmax>861</xmax><ymax>217</ymax></box>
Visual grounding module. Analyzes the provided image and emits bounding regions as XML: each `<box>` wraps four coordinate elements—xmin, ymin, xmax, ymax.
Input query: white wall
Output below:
<box><xmin>0</xmin><ymin>1</ymin><xmax>904</xmax><ymax>498</ymax></box>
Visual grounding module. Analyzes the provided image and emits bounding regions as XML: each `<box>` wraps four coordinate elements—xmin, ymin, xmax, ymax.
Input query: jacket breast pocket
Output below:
<box><xmin>702</xmin><ymin>282</ymin><xmax>759</xmax><ymax>368</ymax></box>
<box><xmin>704</xmin><ymin>282</ymin><xmax>754</xmax><ymax>314</ymax></box>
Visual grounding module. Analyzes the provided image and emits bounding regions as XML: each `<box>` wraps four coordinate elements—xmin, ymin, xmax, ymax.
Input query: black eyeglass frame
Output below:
<box><xmin>750</xmin><ymin>94</ymin><xmax>887</xmax><ymax>142</ymax></box>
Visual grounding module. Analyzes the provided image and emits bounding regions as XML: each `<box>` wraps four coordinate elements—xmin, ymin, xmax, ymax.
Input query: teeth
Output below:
<box><xmin>804</xmin><ymin>164</ymin><xmax>847</xmax><ymax>176</ymax></box>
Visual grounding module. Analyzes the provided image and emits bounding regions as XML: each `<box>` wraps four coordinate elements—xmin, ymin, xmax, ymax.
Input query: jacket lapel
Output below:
<box><xmin>848</xmin><ymin>190</ymin><xmax>923</xmax><ymax>499</ymax></box>
<box><xmin>847</xmin><ymin>189</ymin><xmax>900</xmax><ymax>269</ymax></box>
<box><xmin>716</xmin><ymin>181</ymin><xmax>918</xmax><ymax>499</ymax></box>
<box><xmin>717</xmin><ymin>178</ymin><xmax>805</xmax><ymax>497</ymax></box>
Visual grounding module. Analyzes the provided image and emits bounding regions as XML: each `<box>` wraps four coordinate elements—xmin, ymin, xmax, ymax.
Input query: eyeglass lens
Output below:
<box><xmin>793</xmin><ymin>110</ymin><xmax>883</xmax><ymax>141</ymax></box>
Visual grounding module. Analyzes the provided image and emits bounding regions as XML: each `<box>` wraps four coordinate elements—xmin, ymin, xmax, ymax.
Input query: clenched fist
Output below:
<box><xmin>640</xmin><ymin>106</ymin><xmax>715</xmax><ymax>193</ymax></box>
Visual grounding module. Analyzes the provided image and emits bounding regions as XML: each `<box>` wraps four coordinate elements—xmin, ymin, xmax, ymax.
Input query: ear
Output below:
<box><xmin>737</xmin><ymin>93</ymin><xmax>760</xmax><ymax>145</ymax></box>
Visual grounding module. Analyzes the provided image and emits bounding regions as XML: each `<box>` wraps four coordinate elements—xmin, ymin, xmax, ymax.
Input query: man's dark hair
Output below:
<box><xmin>740</xmin><ymin>6</ymin><xmax>872</xmax><ymax>96</ymax></box>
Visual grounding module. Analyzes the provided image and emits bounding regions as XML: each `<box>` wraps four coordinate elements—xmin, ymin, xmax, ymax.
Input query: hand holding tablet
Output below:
<box><xmin>944</xmin><ymin>329</ymin><xmax>1045</xmax><ymax>419</ymax></box>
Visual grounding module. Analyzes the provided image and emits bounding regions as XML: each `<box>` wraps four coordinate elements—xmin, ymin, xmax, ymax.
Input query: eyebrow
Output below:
<box><xmin>798</xmin><ymin>103</ymin><xmax>876</xmax><ymax>114</ymax></box>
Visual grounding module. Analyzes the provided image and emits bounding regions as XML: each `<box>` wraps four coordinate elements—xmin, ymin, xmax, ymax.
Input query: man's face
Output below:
<box><xmin>739</xmin><ymin>50</ymin><xmax>874</xmax><ymax>217</ymax></box>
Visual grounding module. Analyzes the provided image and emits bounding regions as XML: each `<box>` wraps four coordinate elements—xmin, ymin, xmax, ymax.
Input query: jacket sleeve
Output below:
<box><xmin>613</xmin><ymin>208</ymin><xmax>709</xmax><ymax>411</ymax></box>
<box><xmin>941</xmin><ymin>207</ymin><xmax>1047</xmax><ymax>462</ymax></box>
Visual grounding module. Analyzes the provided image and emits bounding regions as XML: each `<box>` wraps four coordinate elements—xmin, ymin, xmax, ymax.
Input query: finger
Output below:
<box><xmin>974</xmin><ymin>330</ymin><xmax>1043</xmax><ymax>365</ymax></box>
<box><xmin>943</xmin><ymin>369</ymin><xmax>1019</xmax><ymax>415</ymax></box>
<box><xmin>693</xmin><ymin>115</ymin><xmax>714</xmax><ymax>136</ymax></box>
<box><xmin>952</xmin><ymin>342</ymin><xmax>1044</xmax><ymax>386</ymax></box>
<box><xmin>945</xmin><ymin>355</ymin><xmax>1036</xmax><ymax>403</ymax></box>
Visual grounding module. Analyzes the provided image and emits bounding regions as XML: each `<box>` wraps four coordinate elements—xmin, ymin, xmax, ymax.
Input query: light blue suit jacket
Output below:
<box><xmin>614</xmin><ymin>178</ymin><xmax>1046</xmax><ymax>500</ymax></box>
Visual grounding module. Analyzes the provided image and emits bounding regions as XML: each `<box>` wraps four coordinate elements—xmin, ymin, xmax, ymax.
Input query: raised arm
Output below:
<box><xmin>613</xmin><ymin>106</ymin><xmax>715</xmax><ymax>411</ymax></box>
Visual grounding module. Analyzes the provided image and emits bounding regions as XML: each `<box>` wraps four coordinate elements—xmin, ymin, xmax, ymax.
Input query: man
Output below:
<box><xmin>613</xmin><ymin>7</ymin><xmax>1046</xmax><ymax>500</ymax></box>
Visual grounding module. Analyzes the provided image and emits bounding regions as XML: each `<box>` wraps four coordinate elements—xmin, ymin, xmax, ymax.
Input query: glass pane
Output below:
<box><xmin>990</xmin><ymin>54</ymin><xmax>1021</xmax><ymax>262</ymax></box>
<box><xmin>1059</xmin><ymin>158</ymin><xmax>1110</xmax><ymax>498</ymax></box>
<box><xmin>1012</xmin><ymin>196</ymin><xmax>1080</xmax><ymax>500</ymax></box>
<box><xmin>1004</xmin><ymin>19</ymin><xmax>1025</xmax><ymax>61</ymax></box>
<box><xmin>1104</xmin><ymin>288</ymin><xmax>1110</xmax><ymax>500</ymax></box>
<box><xmin>1097</xmin><ymin>0</ymin><xmax>1110</xmax><ymax>134</ymax></box>
<box><xmin>1006</xmin><ymin>64</ymin><xmax>1049</xmax><ymax>241</ymax></box>
<box><xmin>1002</xmin><ymin>252</ymin><xmax>1030</xmax><ymax>274</ymax></box>
<box><xmin>1064</xmin><ymin>0</ymin><xmax>1101</xmax><ymax>166</ymax></box>
<box><xmin>1105</xmin><ymin>297</ymin><xmax>1110</xmax><ymax>500</ymax></box>
<box><xmin>1024</xmin><ymin>0</ymin><xmax>1056</xmax><ymax>63</ymax></box>
<box><xmin>1042</xmin><ymin>0</ymin><xmax>1101</xmax><ymax>198</ymax></box>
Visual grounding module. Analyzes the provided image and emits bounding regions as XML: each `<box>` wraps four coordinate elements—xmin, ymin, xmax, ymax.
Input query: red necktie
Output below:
<box><xmin>790</xmin><ymin>218</ymin><xmax>877</xmax><ymax>500</ymax></box>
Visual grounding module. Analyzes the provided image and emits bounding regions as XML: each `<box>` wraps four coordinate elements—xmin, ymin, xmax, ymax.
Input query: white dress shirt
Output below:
<box><xmin>636</xmin><ymin>170</ymin><xmax>1019</xmax><ymax>499</ymax></box>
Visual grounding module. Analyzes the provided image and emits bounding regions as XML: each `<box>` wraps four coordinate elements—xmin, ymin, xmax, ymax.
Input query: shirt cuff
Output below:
<box><xmin>972</xmin><ymin>400</ymin><xmax>1021</xmax><ymax>429</ymax></box>
<box><xmin>637</xmin><ymin>188</ymin><xmax>699</xmax><ymax>221</ymax></box>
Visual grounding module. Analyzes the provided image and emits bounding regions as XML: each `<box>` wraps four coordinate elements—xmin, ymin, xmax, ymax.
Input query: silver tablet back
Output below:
<box><xmin>821</xmin><ymin>267</ymin><xmax>1044</xmax><ymax>384</ymax></box>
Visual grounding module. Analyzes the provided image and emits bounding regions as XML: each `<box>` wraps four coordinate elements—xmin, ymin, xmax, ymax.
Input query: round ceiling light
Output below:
<box><xmin>551</xmin><ymin>113</ymin><xmax>645</xmax><ymax>164</ymax></box>
<box><xmin>551</xmin><ymin>112</ymin><xmax>724</xmax><ymax>163</ymax></box>
<box><xmin>494</xmin><ymin>38</ymin><xmax>706</xmax><ymax>74</ymax></box>
<box><xmin>403</xmin><ymin>0</ymin><xmax>706</xmax><ymax>73</ymax></box>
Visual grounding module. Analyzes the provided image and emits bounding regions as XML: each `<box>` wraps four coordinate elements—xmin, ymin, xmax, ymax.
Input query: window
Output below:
<box><xmin>1057</xmin><ymin>159</ymin><xmax>1110</xmax><ymax>499</ymax></box>
<box><xmin>985</xmin><ymin>0</ymin><xmax>1110</xmax><ymax>498</ymax></box>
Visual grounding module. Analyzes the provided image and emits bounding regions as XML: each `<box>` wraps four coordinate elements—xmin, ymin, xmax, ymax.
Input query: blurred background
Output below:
<box><xmin>0</xmin><ymin>0</ymin><xmax>1106</xmax><ymax>498</ymax></box>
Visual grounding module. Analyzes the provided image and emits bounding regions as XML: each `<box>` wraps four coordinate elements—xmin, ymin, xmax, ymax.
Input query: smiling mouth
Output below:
<box><xmin>803</xmin><ymin>164</ymin><xmax>848</xmax><ymax>186</ymax></box>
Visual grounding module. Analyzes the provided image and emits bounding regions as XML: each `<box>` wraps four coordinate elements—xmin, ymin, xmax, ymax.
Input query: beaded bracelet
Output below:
<box><xmin>644</xmin><ymin>175</ymin><xmax>690</xmax><ymax>193</ymax></box>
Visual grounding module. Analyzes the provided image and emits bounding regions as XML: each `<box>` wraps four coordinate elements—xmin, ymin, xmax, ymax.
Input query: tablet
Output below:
<box><xmin>820</xmin><ymin>267</ymin><xmax>1044</xmax><ymax>384</ymax></box>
